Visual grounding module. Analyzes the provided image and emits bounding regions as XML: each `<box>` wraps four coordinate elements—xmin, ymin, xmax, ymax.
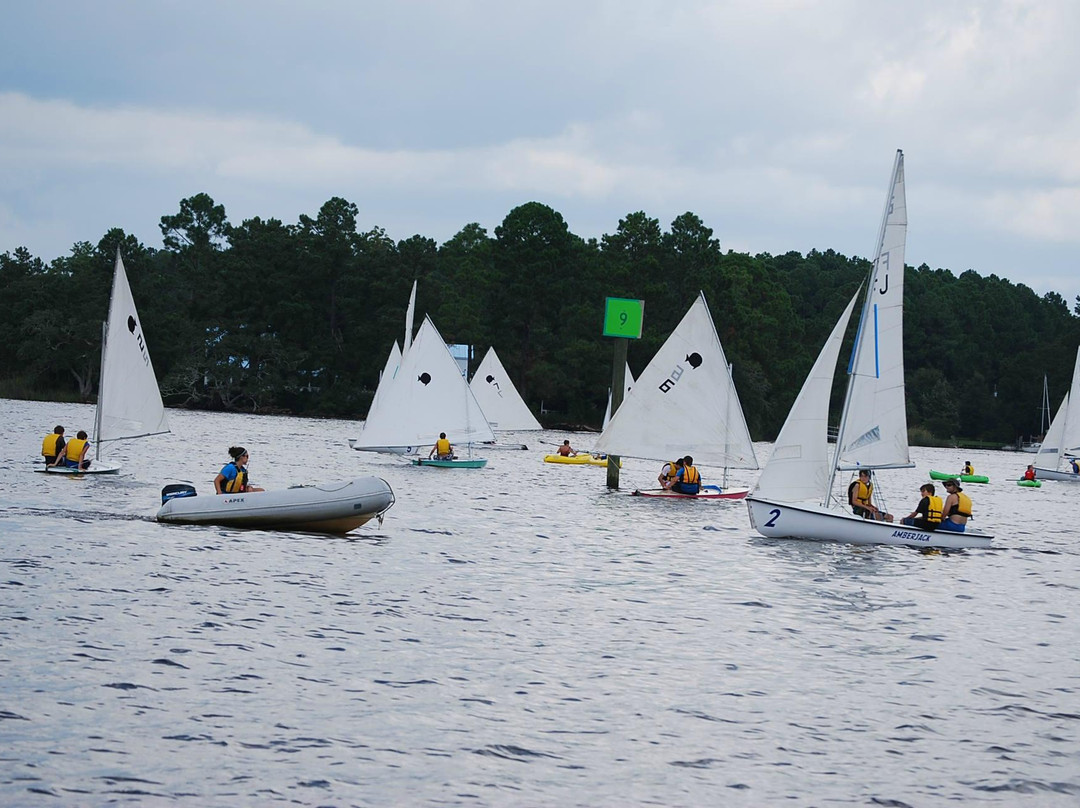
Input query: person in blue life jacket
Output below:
<box><xmin>901</xmin><ymin>483</ymin><xmax>942</xmax><ymax>531</ymax></box>
<box><xmin>429</xmin><ymin>432</ymin><xmax>455</xmax><ymax>460</ymax></box>
<box><xmin>42</xmin><ymin>425</ymin><xmax>66</xmax><ymax>466</ymax></box>
<box><xmin>214</xmin><ymin>446</ymin><xmax>265</xmax><ymax>494</ymax></box>
<box><xmin>936</xmin><ymin>478</ymin><xmax>973</xmax><ymax>532</ymax></box>
<box><xmin>671</xmin><ymin>455</ymin><xmax>701</xmax><ymax>494</ymax></box>
<box><xmin>1071</xmin><ymin>457</ymin><xmax>1079</xmax><ymax>474</ymax></box>
<box><xmin>52</xmin><ymin>430</ymin><xmax>91</xmax><ymax>470</ymax></box>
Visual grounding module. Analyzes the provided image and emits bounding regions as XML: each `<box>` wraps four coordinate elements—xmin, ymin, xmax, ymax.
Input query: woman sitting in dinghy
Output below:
<box><xmin>214</xmin><ymin>446</ymin><xmax>264</xmax><ymax>494</ymax></box>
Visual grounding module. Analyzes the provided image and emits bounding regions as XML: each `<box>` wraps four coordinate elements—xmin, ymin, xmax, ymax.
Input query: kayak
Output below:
<box><xmin>1016</xmin><ymin>479</ymin><xmax>1042</xmax><ymax>487</ymax></box>
<box><xmin>412</xmin><ymin>458</ymin><xmax>487</xmax><ymax>469</ymax></box>
<box><xmin>928</xmin><ymin>470</ymin><xmax>989</xmax><ymax>484</ymax></box>
<box><xmin>633</xmin><ymin>485</ymin><xmax>750</xmax><ymax>500</ymax></box>
<box><xmin>156</xmin><ymin>477</ymin><xmax>395</xmax><ymax>534</ymax></box>
<box><xmin>543</xmin><ymin>453</ymin><xmax>619</xmax><ymax>467</ymax></box>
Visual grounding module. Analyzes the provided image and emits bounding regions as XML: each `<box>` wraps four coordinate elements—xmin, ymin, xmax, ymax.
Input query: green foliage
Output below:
<box><xmin>3</xmin><ymin>195</ymin><xmax>1078</xmax><ymax>446</ymax></box>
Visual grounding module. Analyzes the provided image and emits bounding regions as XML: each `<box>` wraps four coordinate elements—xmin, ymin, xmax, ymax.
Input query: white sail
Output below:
<box><xmin>367</xmin><ymin>340</ymin><xmax>402</xmax><ymax>420</ymax></box>
<box><xmin>469</xmin><ymin>348</ymin><xmax>542</xmax><ymax>430</ymax></box>
<box><xmin>1035</xmin><ymin>346</ymin><xmax>1080</xmax><ymax>470</ymax></box>
<box><xmin>595</xmin><ymin>292</ymin><xmax>758</xmax><ymax>469</ymax></box>
<box><xmin>602</xmin><ymin>363</ymin><xmax>635</xmax><ymax>428</ymax></box>
<box><xmin>95</xmin><ymin>251</ymin><xmax>169</xmax><ymax>457</ymax></box>
<box><xmin>753</xmin><ymin>291</ymin><xmax>860</xmax><ymax>501</ymax></box>
<box><xmin>403</xmin><ymin>280</ymin><xmax>417</xmax><ymax>354</ymax></box>
<box><xmin>834</xmin><ymin>149</ymin><xmax>910</xmax><ymax>473</ymax></box>
<box><xmin>354</xmin><ymin>315</ymin><xmax>495</xmax><ymax>450</ymax></box>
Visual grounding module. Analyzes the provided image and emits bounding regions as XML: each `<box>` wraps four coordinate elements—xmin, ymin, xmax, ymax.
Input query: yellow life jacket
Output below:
<box><xmin>851</xmin><ymin>479</ymin><xmax>873</xmax><ymax>506</ymax></box>
<box><xmin>953</xmin><ymin>491</ymin><xmax>972</xmax><ymax>518</ymax></box>
<box><xmin>42</xmin><ymin>433</ymin><xmax>62</xmax><ymax>456</ymax></box>
<box><xmin>661</xmin><ymin>461</ymin><xmax>680</xmax><ymax>482</ymax></box>
<box><xmin>962</xmin><ymin>463</ymin><xmax>974</xmax><ymax>475</ymax></box>
<box><xmin>681</xmin><ymin>465</ymin><xmax>700</xmax><ymax>485</ymax></box>
<box><xmin>223</xmin><ymin>462</ymin><xmax>248</xmax><ymax>493</ymax></box>
<box><xmin>65</xmin><ymin>437</ymin><xmax>88</xmax><ymax>462</ymax></box>
<box><xmin>925</xmin><ymin>495</ymin><xmax>943</xmax><ymax>523</ymax></box>
<box><xmin>435</xmin><ymin>438</ymin><xmax>452</xmax><ymax>457</ymax></box>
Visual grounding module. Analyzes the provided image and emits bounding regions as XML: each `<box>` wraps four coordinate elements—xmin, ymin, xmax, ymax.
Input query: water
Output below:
<box><xmin>1</xmin><ymin>398</ymin><xmax>1078</xmax><ymax>806</ymax></box>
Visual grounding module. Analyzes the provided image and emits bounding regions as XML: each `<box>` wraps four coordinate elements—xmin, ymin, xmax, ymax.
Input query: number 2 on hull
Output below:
<box><xmin>764</xmin><ymin>508</ymin><xmax>780</xmax><ymax>528</ymax></box>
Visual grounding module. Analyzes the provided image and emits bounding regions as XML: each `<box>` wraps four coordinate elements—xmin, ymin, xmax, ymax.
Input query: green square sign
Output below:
<box><xmin>603</xmin><ymin>297</ymin><xmax>644</xmax><ymax>338</ymax></box>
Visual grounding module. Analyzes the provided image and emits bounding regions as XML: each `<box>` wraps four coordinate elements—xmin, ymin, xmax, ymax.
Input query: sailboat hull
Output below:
<box><xmin>634</xmin><ymin>486</ymin><xmax>749</xmax><ymax>500</ymax></box>
<box><xmin>35</xmin><ymin>463</ymin><xmax>122</xmax><ymax>475</ymax></box>
<box><xmin>412</xmin><ymin>458</ymin><xmax>487</xmax><ymax>469</ymax></box>
<box><xmin>746</xmin><ymin>496</ymin><xmax>993</xmax><ymax>549</ymax></box>
<box><xmin>157</xmin><ymin>477</ymin><xmax>394</xmax><ymax>533</ymax></box>
<box><xmin>1031</xmin><ymin>466</ymin><xmax>1080</xmax><ymax>482</ymax></box>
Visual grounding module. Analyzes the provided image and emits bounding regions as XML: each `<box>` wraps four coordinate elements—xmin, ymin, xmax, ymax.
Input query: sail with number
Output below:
<box><xmin>469</xmin><ymin>348</ymin><xmax>542</xmax><ymax>430</ymax></box>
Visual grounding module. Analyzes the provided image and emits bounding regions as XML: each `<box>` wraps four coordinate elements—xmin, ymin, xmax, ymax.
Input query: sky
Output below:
<box><xmin>2</xmin><ymin>1</ymin><xmax>1078</xmax><ymax>300</ymax></box>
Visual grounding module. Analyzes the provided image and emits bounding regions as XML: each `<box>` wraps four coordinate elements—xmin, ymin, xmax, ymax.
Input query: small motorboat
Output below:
<box><xmin>156</xmin><ymin>477</ymin><xmax>394</xmax><ymax>534</ymax></box>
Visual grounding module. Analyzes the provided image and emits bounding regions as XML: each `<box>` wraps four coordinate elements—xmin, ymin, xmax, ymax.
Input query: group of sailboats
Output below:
<box><xmin>1031</xmin><ymin>347</ymin><xmax>1080</xmax><ymax>482</ymax></box>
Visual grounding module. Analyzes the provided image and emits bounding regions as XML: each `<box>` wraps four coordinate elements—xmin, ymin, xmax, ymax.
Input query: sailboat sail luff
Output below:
<box><xmin>830</xmin><ymin>149</ymin><xmax>911</xmax><ymax>494</ymax></box>
<box><xmin>96</xmin><ymin>251</ymin><xmax>169</xmax><ymax>459</ymax></box>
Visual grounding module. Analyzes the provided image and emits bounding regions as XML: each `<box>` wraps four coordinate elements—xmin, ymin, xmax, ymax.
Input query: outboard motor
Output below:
<box><xmin>161</xmin><ymin>483</ymin><xmax>197</xmax><ymax>505</ymax></box>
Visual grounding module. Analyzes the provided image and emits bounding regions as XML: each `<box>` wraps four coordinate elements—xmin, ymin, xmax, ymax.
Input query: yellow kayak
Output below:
<box><xmin>543</xmin><ymin>453</ymin><xmax>619</xmax><ymax>467</ymax></box>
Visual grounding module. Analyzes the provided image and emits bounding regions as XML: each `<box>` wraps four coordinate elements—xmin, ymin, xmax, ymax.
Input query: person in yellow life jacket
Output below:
<box><xmin>848</xmin><ymin>469</ymin><xmax>893</xmax><ymax>521</ymax></box>
<box><xmin>671</xmin><ymin>455</ymin><xmax>701</xmax><ymax>494</ymax></box>
<box><xmin>901</xmin><ymin>483</ymin><xmax>943</xmax><ymax>531</ymax></box>
<box><xmin>428</xmin><ymin>432</ymin><xmax>455</xmax><ymax>460</ymax></box>
<box><xmin>52</xmin><ymin>430</ymin><xmax>91</xmax><ymax>470</ymax></box>
<box><xmin>962</xmin><ymin>460</ymin><xmax>974</xmax><ymax>476</ymax></box>
<box><xmin>658</xmin><ymin>457</ymin><xmax>683</xmax><ymax>489</ymax></box>
<box><xmin>937</xmin><ymin>478</ymin><xmax>972</xmax><ymax>533</ymax></box>
<box><xmin>42</xmin><ymin>425</ymin><xmax>66</xmax><ymax>466</ymax></box>
<box><xmin>214</xmin><ymin>446</ymin><xmax>265</xmax><ymax>495</ymax></box>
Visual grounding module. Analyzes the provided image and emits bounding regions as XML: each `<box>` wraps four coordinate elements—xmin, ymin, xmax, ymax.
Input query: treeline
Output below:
<box><xmin>2</xmin><ymin>193</ymin><xmax>1078</xmax><ymax>444</ymax></box>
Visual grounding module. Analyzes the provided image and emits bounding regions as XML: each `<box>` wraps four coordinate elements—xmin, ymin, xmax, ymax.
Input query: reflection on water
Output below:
<box><xmin>1</xmin><ymin>398</ymin><xmax>1079</xmax><ymax>805</ymax></box>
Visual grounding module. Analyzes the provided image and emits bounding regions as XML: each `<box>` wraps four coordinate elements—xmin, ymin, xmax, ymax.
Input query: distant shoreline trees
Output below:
<box><xmin>2</xmin><ymin>193</ymin><xmax>1077</xmax><ymax>445</ymax></box>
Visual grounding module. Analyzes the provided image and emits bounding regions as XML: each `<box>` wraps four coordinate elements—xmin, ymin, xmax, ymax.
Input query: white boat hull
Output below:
<box><xmin>746</xmin><ymin>496</ymin><xmax>993</xmax><ymax>549</ymax></box>
<box><xmin>34</xmin><ymin>462</ymin><xmax>122</xmax><ymax>475</ymax></box>
<box><xmin>157</xmin><ymin>477</ymin><xmax>395</xmax><ymax>534</ymax></box>
<box><xmin>348</xmin><ymin>440</ymin><xmax>417</xmax><ymax>455</ymax></box>
<box><xmin>1032</xmin><ymin>466</ymin><xmax>1080</xmax><ymax>482</ymax></box>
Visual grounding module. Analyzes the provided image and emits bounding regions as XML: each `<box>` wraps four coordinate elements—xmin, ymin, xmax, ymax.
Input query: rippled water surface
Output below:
<box><xmin>1</xmin><ymin>398</ymin><xmax>1078</xmax><ymax>806</ymax></box>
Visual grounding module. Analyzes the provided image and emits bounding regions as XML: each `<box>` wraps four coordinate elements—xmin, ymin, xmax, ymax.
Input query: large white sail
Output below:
<box><xmin>470</xmin><ymin>347</ymin><xmax>542</xmax><ymax>430</ymax></box>
<box><xmin>95</xmin><ymin>251</ymin><xmax>169</xmax><ymax>456</ymax></box>
<box><xmin>834</xmin><ymin>149</ymin><xmax>911</xmax><ymax>473</ymax></box>
<box><xmin>595</xmin><ymin>292</ymin><xmax>758</xmax><ymax>469</ymax></box>
<box><xmin>354</xmin><ymin>315</ymin><xmax>495</xmax><ymax>450</ymax></box>
<box><xmin>602</xmin><ymin>363</ymin><xmax>635</xmax><ymax>428</ymax></box>
<box><xmin>1035</xmin><ymin>346</ymin><xmax>1080</xmax><ymax>469</ymax></box>
<box><xmin>753</xmin><ymin>291</ymin><xmax>860</xmax><ymax>501</ymax></box>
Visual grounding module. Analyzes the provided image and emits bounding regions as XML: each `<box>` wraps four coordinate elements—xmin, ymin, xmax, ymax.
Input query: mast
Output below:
<box><xmin>824</xmin><ymin>149</ymin><xmax>905</xmax><ymax>506</ymax></box>
<box><xmin>94</xmin><ymin>319</ymin><xmax>108</xmax><ymax>462</ymax></box>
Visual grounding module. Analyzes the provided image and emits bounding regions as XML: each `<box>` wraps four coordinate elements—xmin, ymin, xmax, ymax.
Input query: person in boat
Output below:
<box><xmin>1023</xmin><ymin>464</ymin><xmax>1036</xmax><ymax>481</ymax></box>
<box><xmin>658</xmin><ymin>457</ymin><xmax>684</xmax><ymax>490</ymax></box>
<box><xmin>937</xmin><ymin>478</ymin><xmax>972</xmax><ymax>533</ymax></box>
<box><xmin>1071</xmin><ymin>457</ymin><xmax>1080</xmax><ymax>474</ymax></box>
<box><xmin>556</xmin><ymin>440</ymin><xmax>578</xmax><ymax>457</ymax></box>
<box><xmin>901</xmin><ymin>483</ymin><xmax>942</xmax><ymax>531</ymax></box>
<box><xmin>41</xmin><ymin>425</ymin><xmax>66</xmax><ymax>466</ymax></box>
<box><xmin>214</xmin><ymin>446</ymin><xmax>264</xmax><ymax>494</ymax></box>
<box><xmin>429</xmin><ymin>432</ymin><xmax>455</xmax><ymax>460</ymax></box>
<box><xmin>962</xmin><ymin>460</ymin><xmax>974</xmax><ymax>476</ymax></box>
<box><xmin>671</xmin><ymin>455</ymin><xmax>701</xmax><ymax>495</ymax></box>
<box><xmin>848</xmin><ymin>469</ymin><xmax>892</xmax><ymax>521</ymax></box>
<box><xmin>52</xmin><ymin>430</ymin><xmax>91</xmax><ymax>470</ymax></box>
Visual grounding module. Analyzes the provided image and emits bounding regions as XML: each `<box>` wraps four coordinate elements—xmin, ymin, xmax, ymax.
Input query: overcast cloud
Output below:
<box><xmin>2</xmin><ymin>1</ymin><xmax>1078</xmax><ymax>298</ymax></box>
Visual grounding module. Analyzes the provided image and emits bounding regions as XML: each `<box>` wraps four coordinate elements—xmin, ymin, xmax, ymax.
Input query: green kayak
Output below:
<box><xmin>412</xmin><ymin>458</ymin><xmax>487</xmax><ymax>469</ymax></box>
<box><xmin>928</xmin><ymin>469</ymin><xmax>989</xmax><ymax>484</ymax></box>
<box><xmin>1016</xmin><ymin>478</ymin><xmax>1042</xmax><ymax>487</ymax></box>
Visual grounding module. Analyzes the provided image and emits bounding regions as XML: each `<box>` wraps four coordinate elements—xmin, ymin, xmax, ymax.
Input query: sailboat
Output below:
<box><xmin>1021</xmin><ymin>375</ymin><xmax>1052</xmax><ymax>452</ymax></box>
<box><xmin>594</xmin><ymin>292</ymin><xmax>758</xmax><ymax>499</ymax></box>
<box><xmin>745</xmin><ymin>150</ymin><xmax>992</xmax><ymax>549</ymax></box>
<box><xmin>40</xmin><ymin>250</ymin><xmax>169</xmax><ymax>474</ymax></box>
<box><xmin>602</xmin><ymin>363</ymin><xmax>635</xmax><ymax>428</ymax></box>
<box><xmin>469</xmin><ymin>347</ymin><xmax>542</xmax><ymax>431</ymax></box>
<box><xmin>351</xmin><ymin>315</ymin><xmax>495</xmax><ymax>467</ymax></box>
<box><xmin>1031</xmin><ymin>347</ymin><xmax>1080</xmax><ymax>482</ymax></box>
